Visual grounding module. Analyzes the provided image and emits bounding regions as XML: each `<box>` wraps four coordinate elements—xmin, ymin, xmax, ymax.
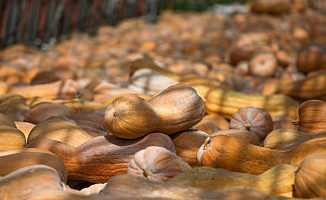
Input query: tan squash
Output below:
<box><xmin>0</xmin><ymin>99</ymin><xmax>30</xmax><ymax>121</ymax></box>
<box><xmin>26</xmin><ymin>133</ymin><xmax>175</xmax><ymax>183</ymax></box>
<box><xmin>128</xmin><ymin>68</ymin><xmax>178</xmax><ymax>95</ymax></box>
<box><xmin>0</xmin><ymin>113</ymin><xmax>16</xmax><ymax>127</ymax></box>
<box><xmin>201</xmin><ymin>114</ymin><xmax>229</xmax><ymax>130</ymax></box>
<box><xmin>193</xmin><ymin>119</ymin><xmax>220</xmax><ymax>135</ymax></box>
<box><xmin>170</xmin><ymin>129</ymin><xmax>209</xmax><ymax>167</ymax></box>
<box><xmin>93</xmin><ymin>82</ymin><xmax>146</xmax><ymax>103</ymax></box>
<box><xmin>25</xmin><ymin>102</ymin><xmax>106</xmax><ymax>133</ymax></box>
<box><xmin>297</xmin><ymin>45</ymin><xmax>326</xmax><ymax>73</ymax></box>
<box><xmin>9</xmin><ymin>79</ymin><xmax>77</xmax><ymax>100</ymax></box>
<box><xmin>101</xmin><ymin>174</ymin><xmax>270</xmax><ymax>199</ymax></box>
<box><xmin>210</xmin><ymin>129</ymin><xmax>260</xmax><ymax>145</ymax></box>
<box><xmin>0</xmin><ymin>148</ymin><xmax>67</xmax><ymax>182</ymax></box>
<box><xmin>249</xmin><ymin>52</ymin><xmax>277</xmax><ymax>77</ymax></box>
<box><xmin>249</xmin><ymin>0</ymin><xmax>292</xmax><ymax>15</ymax></box>
<box><xmin>0</xmin><ymin>165</ymin><xmax>64</xmax><ymax>200</ymax></box>
<box><xmin>105</xmin><ymin>83</ymin><xmax>205</xmax><ymax>139</ymax></box>
<box><xmin>128</xmin><ymin>58</ymin><xmax>181</xmax><ymax>81</ymax></box>
<box><xmin>27</xmin><ymin>116</ymin><xmax>98</xmax><ymax>147</ymax></box>
<box><xmin>169</xmin><ymin>164</ymin><xmax>297</xmax><ymax>196</ymax></box>
<box><xmin>14</xmin><ymin>121</ymin><xmax>35</xmax><ymax>140</ymax></box>
<box><xmin>298</xmin><ymin>100</ymin><xmax>326</xmax><ymax>134</ymax></box>
<box><xmin>294</xmin><ymin>153</ymin><xmax>326</xmax><ymax>198</ymax></box>
<box><xmin>273</xmin><ymin>116</ymin><xmax>296</xmax><ymax>130</ymax></box>
<box><xmin>229</xmin><ymin>107</ymin><xmax>273</xmax><ymax>141</ymax></box>
<box><xmin>205</xmin><ymin>88</ymin><xmax>299</xmax><ymax>120</ymax></box>
<box><xmin>264</xmin><ymin>129</ymin><xmax>326</xmax><ymax>149</ymax></box>
<box><xmin>0</xmin><ymin>125</ymin><xmax>26</xmax><ymax>151</ymax></box>
<box><xmin>127</xmin><ymin>146</ymin><xmax>191</xmax><ymax>181</ymax></box>
<box><xmin>54</xmin><ymin>99</ymin><xmax>106</xmax><ymax>113</ymax></box>
<box><xmin>191</xmin><ymin>84</ymin><xmax>213</xmax><ymax>100</ymax></box>
<box><xmin>197</xmin><ymin>135</ymin><xmax>326</xmax><ymax>174</ymax></box>
<box><xmin>262</xmin><ymin>73</ymin><xmax>326</xmax><ymax>101</ymax></box>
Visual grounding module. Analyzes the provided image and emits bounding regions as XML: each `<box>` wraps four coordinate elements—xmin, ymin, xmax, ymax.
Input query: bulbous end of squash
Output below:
<box><xmin>104</xmin><ymin>95</ymin><xmax>159</xmax><ymax>139</ymax></box>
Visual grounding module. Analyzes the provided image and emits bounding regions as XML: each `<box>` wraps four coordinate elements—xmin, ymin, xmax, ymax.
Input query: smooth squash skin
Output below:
<box><xmin>294</xmin><ymin>154</ymin><xmax>326</xmax><ymax>198</ymax></box>
<box><xmin>26</xmin><ymin>133</ymin><xmax>176</xmax><ymax>183</ymax></box>
<box><xmin>262</xmin><ymin>73</ymin><xmax>326</xmax><ymax>101</ymax></box>
<box><xmin>101</xmin><ymin>174</ymin><xmax>270</xmax><ymax>200</ymax></box>
<box><xmin>205</xmin><ymin>88</ymin><xmax>299</xmax><ymax>120</ymax></box>
<box><xmin>169</xmin><ymin>164</ymin><xmax>297</xmax><ymax>196</ymax></box>
<box><xmin>0</xmin><ymin>148</ymin><xmax>67</xmax><ymax>182</ymax></box>
<box><xmin>264</xmin><ymin>129</ymin><xmax>326</xmax><ymax>149</ymax></box>
<box><xmin>105</xmin><ymin>83</ymin><xmax>205</xmax><ymax>139</ymax></box>
<box><xmin>27</xmin><ymin>117</ymin><xmax>98</xmax><ymax>147</ymax></box>
<box><xmin>193</xmin><ymin>114</ymin><xmax>229</xmax><ymax>134</ymax></box>
<box><xmin>0</xmin><ymin>165</ymin><xmax>64</xmax><ymax>200</ymax></box>
<box><xmin>197</xmin><ymin>135</ymin><xmax>326</xmax><ymax>175</ymax></box>
<box><xmin>170</xmin><ymin>129</ymin><xmax>209</xmax><ymax>167</ymax></box>
<box><xmin>298</xmin><ymin>100</ymin><xmax>326</xmax><ymax>133</ymax></box>
<box><xmin>0</xmin><ymin>125</ymin><xmax>26</xmax><ymax>151</ymax></box>
<box><xmin>24</xmin><ymin>102</ymin><xmax>106</xmax><ymax>133</ymax></box>
<box><xmin>0</xmin><ymin>113</ymin><xmax>17</xmax><ymax>127</ymax></box>
<box><xmin>210</xmin><ymin>129</ymin><xmax>260</xmax><ymax>146</ymax></box>
<box><xmin>9</xmin><ymin>79</ymin><xmax>77</xmax><ymax>100</ymax></box>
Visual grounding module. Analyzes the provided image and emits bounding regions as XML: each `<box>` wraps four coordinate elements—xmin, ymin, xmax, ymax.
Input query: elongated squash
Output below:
<box><xmin>205</xmin><ymin>88</ymin><xmax>299</xmax><ymax>120</ymax></box>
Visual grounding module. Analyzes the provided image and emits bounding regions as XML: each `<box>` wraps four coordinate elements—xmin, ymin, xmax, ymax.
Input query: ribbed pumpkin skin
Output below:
<box><xmin>127</xmin><ymin>146</ymin><xmax>191</xmax><ymax>182</ymax></box>
<box><xmin>294</xmin><ymin>153</ymin><xmax>326</xmax><ymax>198</ymax></box>
<box><xmin>105</xmin><ymin>83</ymin><xmax>205</xmax><ymax>139</ymax></box>
<box><xmin>229</xmin><ymin>107</ymin><xmax>273</xmax><ymax>141</ymax></box>
<box><xmin>298</xmin><ymin>100</ymin><xmax>326</xmax><ymax>134</ymax></box>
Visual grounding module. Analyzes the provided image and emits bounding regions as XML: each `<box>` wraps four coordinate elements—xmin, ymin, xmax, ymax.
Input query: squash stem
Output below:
<box><xmin>143</xmin><ymin>168</ymin><xmax>152</xmax><ymax>178</ymax></box>
<box><xmin>243</xmin><ymin>122</ymin><xmax>252</xmax><ymax>131</ymax></box>
<box><xmin>203</xmin><ymin>136</ymin><xmax>211</xmax><ymax>150</ymax></box>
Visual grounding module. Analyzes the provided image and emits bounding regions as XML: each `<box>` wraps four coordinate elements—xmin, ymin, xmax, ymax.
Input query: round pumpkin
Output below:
<box><xmin>229</xmin><ymin>107</ymin><xmax>273</xmax><ymax>141</ymax></box>
<box><xmin>127</xmin><ymin>146</ymin><xmax>191</xmax><ymax>181</ymax></box>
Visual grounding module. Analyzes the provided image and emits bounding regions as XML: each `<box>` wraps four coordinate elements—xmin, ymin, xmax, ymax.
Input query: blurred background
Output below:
<box><xmin>3</xmin><ymin>0</ymin><xmax>322</xmax><ymax>49</ymax></box>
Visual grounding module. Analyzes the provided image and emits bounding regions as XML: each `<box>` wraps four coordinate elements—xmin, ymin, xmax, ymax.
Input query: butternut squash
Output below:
<box><xmin>298</xmin><ymin>100</ymin><xmax>326</xmax><ymax>133</ymax></box>
<box><xmin>105</xmin><ymin>83</ymin><xmax>205</xmax><ymax>139</ymax></box>
<box><xmin>27</xmin><ymin>116</ymin><xmax>98</xmax><ymax>147</ymax></box>
<box><xmin>101</xmin><ymin>174</ymin><xmax>270</xmax><ymax>199</ymax></box>
<box><xmin>197</xmin><ymin>135</ymin><xmax>326</xmax><ymax>174</ymax></box>
<box><xmin>0</xmin><ymin>165</ymin><xmax>64</xmax><ymax>200</ymax></box>
<box><xmin>206</xmin><ymin>88</ymin><xmax>299</xmax><ymax>120</ymax></box>
<box><xmin>26</xmin><ymin>133</ymin><xmax>175</xmax><ymax>183</ymax></box>
<box><xmin>0</xmin><ymin>148</ymin><xmax>67</xmax><ymax>182</ymax></box>
<box><xmin>170</xmin><ymin>129</ymin><xmax>209</xmax><ymax>167</ymax></box>
<box><xmin>264</xmin><ymin>129</ymin><xmax>326</xmax><ymax>149</ymax></box>
<box><xmin>0</xmin><ymin>125</ymin><xmax>26</xmax><ymax>151</ymax></box>
<box><xmin>294</xmin><ymin>153</ymin><xmax>326</xmax><ymax>198</ymax></box>
<box><xmin>169</xmin><ymin>164</ymin><xmax>297</xmax><ymax>196</ymax></box>
<box><xmin>262</xmin><ymin>73</ymin><xmax>326</xmax><ymax>101</ymax></box>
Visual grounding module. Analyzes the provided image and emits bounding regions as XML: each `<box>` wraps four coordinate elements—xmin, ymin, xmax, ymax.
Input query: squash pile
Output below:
<box><xmin>2</xmin><ymin>1</ymin><xmax>326</xmax><ymax>199</ymax></box>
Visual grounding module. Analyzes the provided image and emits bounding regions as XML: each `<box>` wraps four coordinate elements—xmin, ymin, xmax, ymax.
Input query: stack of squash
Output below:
<box><xmin>2</xmin><ymin>2</ymin><xmax>326</xmax><ymax>199</ymax></box>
